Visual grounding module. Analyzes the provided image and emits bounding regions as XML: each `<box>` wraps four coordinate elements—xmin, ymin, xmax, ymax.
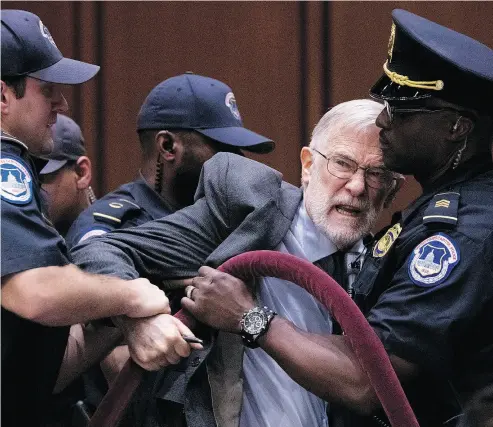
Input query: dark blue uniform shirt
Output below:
<box><xmin>66</xmin><ymin>174</ymin><xmax>174</xmax><ymax>249</ymax></box>
<box><xmin>352</xmin><ymin>158</ymin><xmax>493</xmax><ymax>426</ymax></box>
<box><xmin>1</xmin><ymin>134</ymin><xmax>70</xmax><ymax>427</ymax></box>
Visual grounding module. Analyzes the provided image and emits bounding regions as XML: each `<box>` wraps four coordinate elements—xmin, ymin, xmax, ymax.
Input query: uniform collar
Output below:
<box><xmin>130</xmin><ymin>172</ymin><xmax>176</xmax><ymax>219</ymax></box>
<box><xmin>1</xmin><ymin>131</ymin><xmax>29</xmax><ymax>154</ymax></box>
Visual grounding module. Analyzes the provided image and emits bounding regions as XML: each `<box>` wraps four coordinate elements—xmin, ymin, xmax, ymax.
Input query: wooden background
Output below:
<box><xmin>4</xmin><ymin>1</ymin><xmax>493</xmax><ymax>229</ymax></box>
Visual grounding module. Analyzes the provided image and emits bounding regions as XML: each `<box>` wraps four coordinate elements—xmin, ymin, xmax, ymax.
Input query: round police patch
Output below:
<box><xmin>79</xmin><ymin>228</ymin><xmax>109</xmax><ymax>243</ymax></box>
<box><xmin>225</xmin><ymin>92</ymin><xmax>241</xmax><ymax>120</ymax></box>
<box><xmin>408</xmin><ymin>233</ymin><xmax>460</xmax><ymax>287</ymax></box>
<box><xmin>0</xmin><ymin>156</ymin><xmax>33</xmax><ymax>205</ymax></box>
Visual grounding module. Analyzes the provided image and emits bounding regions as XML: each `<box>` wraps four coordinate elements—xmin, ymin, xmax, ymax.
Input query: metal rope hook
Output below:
<box><xmin>89</xmin><ymin>250</ymin><xmax>419</xmax><ymax>427</ymax></box>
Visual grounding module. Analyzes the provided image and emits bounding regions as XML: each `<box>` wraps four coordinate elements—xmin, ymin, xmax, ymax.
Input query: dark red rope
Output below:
<box><xmin>89</xmin><ymin>250</ymin><xmax>419</xmax><ymax>427</ymax></box>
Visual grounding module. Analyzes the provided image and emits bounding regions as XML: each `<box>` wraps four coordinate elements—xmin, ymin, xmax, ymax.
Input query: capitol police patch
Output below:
<box><xmin>225</xmin><ymin>92</ymin><xmax>241</xmax><ymax>120</ymax></box>
<box><xmin>0</xmin><ymin>156</ymin><xmax>33</xmax><ymax>205</ymax></box>
<box><xmin>408</xmin><ymin>233</ymin><xmax>460</xmax><ymax>287</ymax></box>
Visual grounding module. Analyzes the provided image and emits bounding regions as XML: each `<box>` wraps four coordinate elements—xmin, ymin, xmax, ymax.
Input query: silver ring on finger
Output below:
<box><xmin>185</xmin><ymin>285</ymin><xmax>196</xmax><ymax>300</ymax></box>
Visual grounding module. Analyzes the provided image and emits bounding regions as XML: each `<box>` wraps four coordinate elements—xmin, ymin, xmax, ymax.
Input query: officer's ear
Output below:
<box><xmin>156</xmin><ymin>130</ymin><xmax>177</xmax><ymax>161</ymax></box>
<box><xmin>74</xmin><ymin>156</ymin><xmax>92</xmax><ymax>190</ymax></box>
<box><xmin>447</xmin><ymin>116</ymin><xmax>475</xmax><ymax>142</ymax></box>
<box><xmin>383</xmin><ymin>174</ymin><xmax>405</xmax><ymax>208</ymax></box>
<box><xmin>1</xmin><ymin>81</ymin><xmax>11</xmax><ymax>115</ymax></box>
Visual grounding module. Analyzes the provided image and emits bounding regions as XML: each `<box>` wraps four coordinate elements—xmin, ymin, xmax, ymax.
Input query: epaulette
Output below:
<box><xmin>423</xmin><ymin>191</ymin><xmax>460</xmax><ymax>227</ymax></box>
<box><xmin>93</xmin><ymin>198</ymin><xmax>142</xmax><ymax>226</ymax></box>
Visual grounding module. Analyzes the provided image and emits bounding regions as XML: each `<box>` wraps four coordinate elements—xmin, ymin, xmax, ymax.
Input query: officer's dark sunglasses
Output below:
<box><xmin>311</xmin><ymin>148</ymin><xmax>394</xmax><ymax>189</ymax></box>
<box><xmin>384</xmin><ymin>101</ymin><xmax>474</xmax><ymax>125</ymax></box>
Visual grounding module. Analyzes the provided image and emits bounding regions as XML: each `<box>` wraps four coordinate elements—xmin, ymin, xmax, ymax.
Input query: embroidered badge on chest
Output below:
<box><xmin>0</xmin><ymin>157</ymin><xmax>33</xmax><ymax>204</ymax></box>
<box><xmin>408</xmin><ymin>233</ymin><xmax>460</xmax><ymax>287</ymax></box>
<box><xmin>373</xmin><ymin>223</ymin><xmax>402</xmax><ymax>258</ymax></box>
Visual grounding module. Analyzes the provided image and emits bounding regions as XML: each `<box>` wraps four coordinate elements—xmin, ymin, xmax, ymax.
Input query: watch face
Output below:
<box><xmin>243</xmin><ymin>310</ymin><xmax>267</xmax><ymax>335</ymax></box>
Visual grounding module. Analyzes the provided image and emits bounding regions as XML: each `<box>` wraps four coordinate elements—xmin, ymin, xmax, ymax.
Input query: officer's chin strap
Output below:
<box><xmin>88</xmin><ymin>251</ymin><xmax>419</xmax><ymax>427</ymax></box>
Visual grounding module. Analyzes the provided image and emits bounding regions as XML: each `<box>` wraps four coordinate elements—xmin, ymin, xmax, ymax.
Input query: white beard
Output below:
<box><xmin>306</xmin><ymin>189</ymin><xmax>379</xmax><ymax>250</ymax></box>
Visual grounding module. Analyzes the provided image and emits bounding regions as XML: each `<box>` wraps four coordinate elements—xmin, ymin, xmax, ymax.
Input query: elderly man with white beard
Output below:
<box><xmin>71</xmin><ymin>99</ymin><xmax>402</xmax><ymax>427</ymax></box>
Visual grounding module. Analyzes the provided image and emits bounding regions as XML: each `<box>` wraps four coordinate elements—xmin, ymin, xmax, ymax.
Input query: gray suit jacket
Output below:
<box><xmin>71</xmin><ymin>153</ymin><xmax>303</xmax><ymax>427</ymax></box>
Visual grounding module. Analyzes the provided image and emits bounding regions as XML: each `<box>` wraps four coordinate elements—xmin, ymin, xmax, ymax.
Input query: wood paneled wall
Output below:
<box><xmin>4</xmin><ymin>1</ymin><xmax>493</xmax><ymax>230</ymax></box>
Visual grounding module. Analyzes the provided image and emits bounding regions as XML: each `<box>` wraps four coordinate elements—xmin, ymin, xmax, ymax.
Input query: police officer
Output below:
<box><xmin>40</xmin><ymin>113</ymin><xmax>96</xmax><ymax>236</ymax></box>
<box><xmin>1</xmin><ymin>10</ymin><xmax>199</xmax><ymax>427</ymax></box>
<box><xmin>159</xmin><ymin>9</ymin><xmax>493</xmax><ymax>427</ymax></box>
<box><xmin>65</xmin><ymin>73</ymin><xmax>274</xmax><ymax>248</ymax></box>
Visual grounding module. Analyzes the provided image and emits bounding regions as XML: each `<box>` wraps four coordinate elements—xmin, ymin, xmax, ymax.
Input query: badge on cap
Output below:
<box><xmin>39</xmin><ymin>20</ymin><xmax>57</xmax><ymax>48</ymax></box>
<box><xmin>0</xmin><ymin>157</ymin><xmax>33</xmax><ymax>205</ymax></box>
<box><xmin>373</xmin><ymin>223</ymin><xmax>402</xmax><ymax>258</ymax></box>
<box><xmin>225</xmin><ymin>92</ymin><xmax>241</xmax><ymax>120</ymax></box>
<box><xmin>408</xmin><ymin>233</ymin><xmax>460</xmax><ymax>287</ymax></box>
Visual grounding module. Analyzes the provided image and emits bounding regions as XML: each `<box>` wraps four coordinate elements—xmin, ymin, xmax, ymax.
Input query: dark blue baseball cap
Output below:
<box><xmin>370</xmin><ymin>9</ymin><xmax>493</xmax><ymax>113</ymax></box>
<box><xmin>1</xmin><ymin>10</ymin><xmax>99</xmax><ymax>84</ymax></box>
<box><xmin>40</xmin><ymin>114</ymin><xmax>86</xmax><ymax>174</ymax></box>
<box><xmin>137</xmin><ymin>73</ymin><xmax>275</xmax><ymax>153</ymax></box>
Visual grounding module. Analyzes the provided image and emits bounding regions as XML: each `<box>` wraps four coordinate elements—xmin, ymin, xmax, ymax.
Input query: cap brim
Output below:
<box><xmin>40</xmin><ymin>159</ymin><xmax>67</xmax><ymax>174</ymax></box>
<box><xmin>196</xmin><ymin>127</ymin><xmax>275</xmax><ymax>154</ymax></box>
<box><xmin>29</xmin><ymin>57</ymin><xmax>100</xmax><ymax>84</ymax></box>
<box><xmin>370</xmin><ymin>74</ymin><xmax>432</xmax><ymax>102</ymax></box>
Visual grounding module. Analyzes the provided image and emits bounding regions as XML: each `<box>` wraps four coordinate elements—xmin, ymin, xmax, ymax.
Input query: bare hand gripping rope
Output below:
<box><xmin>89</xmin><ymin>250</ymin><xmax>419</xmax><ymax>427</ymax></box>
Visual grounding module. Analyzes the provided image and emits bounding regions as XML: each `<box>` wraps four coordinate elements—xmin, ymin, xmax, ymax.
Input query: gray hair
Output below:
<box><xmin>309</xmin><ymin>99</ymin><xmax>384</xmax><ymax>150</ymax></box>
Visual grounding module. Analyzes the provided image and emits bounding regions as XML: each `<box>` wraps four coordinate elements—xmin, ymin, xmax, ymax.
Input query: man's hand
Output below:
<box><xmin>125</xmin><ymin>278</ymin><xmax>171</xmax><ymax>318</ymax></box>
<box><xmin>115</xmin><ymin>314</ymin><xmax>202</xmax><ymax>371</ymax></box>
<box><xmin>181</xmin><ymin>266</ymin><xmax>255</xmax><ymax>333</ymax></box>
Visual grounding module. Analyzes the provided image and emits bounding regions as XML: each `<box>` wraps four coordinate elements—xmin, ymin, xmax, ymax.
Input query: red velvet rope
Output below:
<box><xmin>89</xmin><ymin>250</ymin><xmax>419</xmax><ymax>427</ymax></box>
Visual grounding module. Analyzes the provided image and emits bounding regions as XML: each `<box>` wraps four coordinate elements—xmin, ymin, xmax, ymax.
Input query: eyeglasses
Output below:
<box><xmin>384</xmin><ymin>100</ymin><xmax>466</xmax><ymax>125</ymax></box>
<box><xmin>311</xmin><ymin>148</ymin><xmax>394</xmax><ymax>189</ymax></box>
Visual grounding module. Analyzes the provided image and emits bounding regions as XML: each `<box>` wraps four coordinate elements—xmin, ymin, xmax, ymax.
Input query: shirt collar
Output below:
<box><xmin>291</xmin><ymin>200</ymin><xmax>339</xmax><ymax>262</ymax></box>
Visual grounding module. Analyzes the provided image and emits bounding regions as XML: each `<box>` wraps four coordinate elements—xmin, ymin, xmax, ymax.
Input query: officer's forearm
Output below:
<box><xmin>53</xmin><ymin>323</ymin><xmax>123</xmax><ymax>394</ymax></box>
<box><xmin>257</xmin><ymin>317</ymin><xmax>379</xmax><ymax>414</ymax></box>
<box><xmin>1</xmin><ymin>264</ymin><xmax>149</xmax><ymax>325</ymax></box>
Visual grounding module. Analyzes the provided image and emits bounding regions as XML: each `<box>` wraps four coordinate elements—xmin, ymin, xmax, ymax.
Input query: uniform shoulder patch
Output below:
<box><xmin>0</xmin><ymin>156</ymin><xmax>33</xmax><ymax>205</ymax></box>
<box><xmin>423</xmin><ymin>192</ymin><xmax>460</xmax><ymax>227</ymax></box>
<box><xmin>93</xmin><ymin>198</ymin><xmax>141</xmax><ymax>225</ymax></box>
<box><xmin>408</xmin><ymin>233</ymin><xmax>460</xmax><ymax>287</ymax></box>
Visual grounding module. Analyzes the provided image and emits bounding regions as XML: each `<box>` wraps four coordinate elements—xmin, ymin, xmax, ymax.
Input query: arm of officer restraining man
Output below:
<box><xmin>1</xmin><ymin>265</ymin><xmax>170</xmax><ymax>326</ymax></box>
<box><xmin>181</xmin><ymin>266</ymin><xmax>420</xmax><ymax>415</ymax></box>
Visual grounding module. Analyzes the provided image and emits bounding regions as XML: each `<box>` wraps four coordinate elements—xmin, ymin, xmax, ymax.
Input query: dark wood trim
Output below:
<box><xmin>299</xmin><ymin>1</ymin><xmax>308</xmax><ymax>149</ymax></box>
<box><xmin>95</xmin><ymin>1</ymin><xmax>105</xmax><ymax>195</ymax></box>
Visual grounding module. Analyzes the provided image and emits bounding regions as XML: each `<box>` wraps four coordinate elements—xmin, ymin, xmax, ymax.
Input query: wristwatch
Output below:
<box><xmin>240</xmin><ymin>306</ymin><xmax>277</xmax><ymax>348</ymax></box>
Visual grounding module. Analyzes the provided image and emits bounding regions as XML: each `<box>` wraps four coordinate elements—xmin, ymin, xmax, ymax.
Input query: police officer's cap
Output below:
<box><xmin>370</xmin><ymin>9</ymin><xmax>493</xmax><ymax>113</ymax></box>
<box><xmin>1</xmin><ymin>10</ymin><xmax>99</xmax><ymax>84</ymax></box>
<box><xmin>40</xmin><ymin>114</ymin><xmax>87</xmax><ymax>175</ymax></box>
<box><xmin>137</xmin><ymin>73</ymin><xmax>275</xmax><ymax>153</ymax></box>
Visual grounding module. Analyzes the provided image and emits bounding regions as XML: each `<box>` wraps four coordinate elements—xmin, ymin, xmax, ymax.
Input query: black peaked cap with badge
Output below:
<box><xmin>370</xmin><ymin>9</ymin><xmax>493</xmax><ymax>114</ymax></box>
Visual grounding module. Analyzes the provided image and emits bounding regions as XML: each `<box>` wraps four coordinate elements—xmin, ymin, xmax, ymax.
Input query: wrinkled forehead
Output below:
<box><xmin>321</xmin><ymin>125</ymin><xmax>383</xmax><ymax>163</ymax></box>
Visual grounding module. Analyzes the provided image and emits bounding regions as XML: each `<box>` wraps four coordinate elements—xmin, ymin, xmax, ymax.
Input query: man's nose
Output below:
<box><xmin>344</xmin><ymin>168</ymin><xmax>366</xmax><ymax>197</ymax></box>
<box><xmin>375</xmin><ymin>107</ymin><xmax>390</xmax><ymax>130</ymax></box>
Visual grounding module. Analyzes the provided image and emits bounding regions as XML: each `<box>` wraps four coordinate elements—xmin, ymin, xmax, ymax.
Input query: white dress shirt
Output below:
<box><xmin>240</xmin><ymin>201</ymin><xmax>364</xmax><ymax>427</ymax></box>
